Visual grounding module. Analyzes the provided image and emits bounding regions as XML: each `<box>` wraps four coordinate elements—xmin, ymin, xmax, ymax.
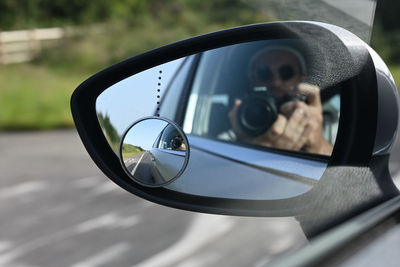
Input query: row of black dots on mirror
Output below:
<box><xmin>156</xmin><ymin>70</ymin><xmax>162</xmax><ymax>116</ymax></box>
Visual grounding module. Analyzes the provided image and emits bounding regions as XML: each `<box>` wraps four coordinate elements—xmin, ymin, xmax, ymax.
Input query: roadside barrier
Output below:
<box><xmin>0</xmin><ymin>27</ymin><xmax>68</xmax><ymax>64</ymax></box>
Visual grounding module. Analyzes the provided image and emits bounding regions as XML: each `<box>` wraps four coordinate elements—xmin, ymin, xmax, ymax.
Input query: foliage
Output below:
<box><xmin>122</xmin><ymin>143</ymin><xmax>145</xmax><ymax>158</ymax></box>
<box><xmin>0</xmin><ymin>1</ymin><xmax>272</xmax><ymax>131</ymax></box>
<box><xmin>374</xmin><ymin>0</ymin><xmax>400</xmax><ymax>32</ymax></box>
<box><xmin>3</xmin><ymin>1</ymin><xmax>399</xmax><ymax>132</ymax></box>
<box><xmin>371</xmin><ymin>0</ymin><xmax>400</xmax><ymax>64</ymax></box>
<box><xmin>30</xmin><ymin>1</ymin><xmax>270</xmax><ymax>72</ymax></box>
<box><xmin>0</xmin><ymin>0</ymin><xmax>111</xmax><ymax>30</ymax></box>
<box><xmin>0</xmin><ymin>64</ymin><xmax>88</xmax><ymax>130</ymax></box>
<box><xmin>389</xmin><ymin>65</ymin><xmax>400</xmax><ymax>89</ymax></box>
<box><xmin>0</xmin><ymin>0</ymin><xmax>263</xmax><ymax>30</ymax></box>
<box><xmin>98</xmin><ymin>112</ymin><xmax>121</xmax><ymax>151</ymax></box>
<box><xmin>122</xmin><ymin>143</ymin><xmax>144</xmax><ymax>153</ymax></box>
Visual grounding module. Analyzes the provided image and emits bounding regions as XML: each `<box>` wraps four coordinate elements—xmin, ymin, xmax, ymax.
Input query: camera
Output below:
<box><xmin>237</xmin><ymin>86</ymin><xmax>305</xmax><ymax>137</ymax></box>
<box><xmin>171</xmin><ymin>136</ymin><xmax>183</xmax><ymax>150</ymax></box>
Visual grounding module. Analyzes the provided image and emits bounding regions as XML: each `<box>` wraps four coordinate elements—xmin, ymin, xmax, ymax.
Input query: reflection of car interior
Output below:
<box><xmin>157</xmin><ymin>40</ymin><xmax>341</xmax><ymax>199</ymax></box>
<box><xmin>149</xmin><ymin>124</ymin><xmax>186</xmax><ymax>184</ymax></box>
<box><xmin>159</xmin><ymin>40</ymin><xmax>340</xmax><ymax>157</ymax></box>
<box><xmin>153</xmin><ymin>124</ymin><xmax>186</xmax><ymax>151</ymax></box>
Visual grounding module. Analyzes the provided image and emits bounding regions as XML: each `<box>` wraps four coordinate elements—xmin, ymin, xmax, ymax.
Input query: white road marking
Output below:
<box><xmin>0</xmin><ymin>246</ymin><xmax>27</xmax><ymax>266</ymax></box>
<box><xmin>175</xmin><ymin>253</ymin><xmax>220</xmax><ymax>267</ymax></box>
<box><xmin>75</xmin><ymin>213</ymin><xmax>141</xmax><ymax>233</ymax></box>
<box><xmin>0</xmin><ymin>241</ymin><xmax>13</xmax><ymax>253</ymax></box>
<box><xmin>133</xmin><ymin>214</ymin><xmax>235</xmax><ymax>267</ymax></box>
<box><xmin>0</xmin><ymin>181</ymin><xmax>48</xmax><ymax>199</ymax></box>
<box><xmin>73</xmin><ymin>176</ymin><xmax>103</xmax><ymax>188</ymax></box>
<box><xmin>268</xmin><ymin>232</ymin><xmax>298</xmax><ymax>254</ymax></box>
<box><xmin>254</xmin><ymin>257</ymin><xmax>272</xmax><ymax>267</ymax></box>
<box><xmin>132</xmin><ymin>153</ymin><xmax>146</xmax><ymax>177</ymax></box>
<box><xmin>141</xmin><ymin>201</ymin><xmax>157</xmax><ymax>209</ymax></box>
<box><xmin>46</xmin><ymin>203</ymin><xmax>74</xmax><ymax>217</ymax></box>
<box><xmin>117</xmin><ymin>215</ymin><xmax>141</xmax><ymax>228</ymax></box>
<box><xmin>75</xmin><ymin>213</ymin><xmax>119</xmax><ymax>233</ymax></box>
<box><xmin>71</xmin><ymin>242</ymin><xmax>132</xmax><ymax>267</ymax></box>
<box><xmin>90</xmin><ymin>181</ymin><xmax>122</xmax><ymax>196</ymax></box>
<box><xmin>0</xmin><ymin>207</ymin><xmax>144</xmax><ymax>266</ymax></box>
<box><xmin>7</xmin><ymin>262</ymin><xmax>37</xmax><ymax>267</ymax></box>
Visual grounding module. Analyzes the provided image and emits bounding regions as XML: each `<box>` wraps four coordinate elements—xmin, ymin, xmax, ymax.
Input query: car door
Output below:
<box><xmin>158</xmin><ymin>40</ymin><xmax>340</xmax><ymax>201</ymax></box>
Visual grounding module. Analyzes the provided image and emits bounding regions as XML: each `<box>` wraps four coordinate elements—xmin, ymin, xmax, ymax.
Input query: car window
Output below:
<box><xmin>159</xmin><ymin>55</ymin><xmax>196</xmax><ymax>121</ymax></box>
<box><xmin>182</xmin><ymin>40</ymin><xmax>340</xmax><ymax>156</ymax></box>
<box><xmin>96</xmin><ymin>58</ymin><xmax>184</xmax><ymax>153</ymax></box>
<box><xmin>157</xmin><ymin>124</ymin><xmax>186</xmax><ymax>151</ymax></box>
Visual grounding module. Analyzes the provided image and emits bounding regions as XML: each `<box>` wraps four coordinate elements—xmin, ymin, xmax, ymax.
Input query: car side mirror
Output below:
<box><xmin>120</xmin><ymin>117</ymin><xmax>189</xmax><ymax>187</ymax></box>
<box><xmin>71</xmin><ymin>21</ymin><xmax>399</xmax><ymax>224</ymax></box>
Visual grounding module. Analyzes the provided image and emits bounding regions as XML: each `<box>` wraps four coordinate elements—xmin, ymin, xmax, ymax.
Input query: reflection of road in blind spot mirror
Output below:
<box><xmin>119</xmin><ymin>117</ymin><xmax>189</xmax><ymax>187</ymax></box>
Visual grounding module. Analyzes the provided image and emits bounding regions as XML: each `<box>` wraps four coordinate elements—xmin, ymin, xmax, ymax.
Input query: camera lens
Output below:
<box><xmin>239</xmin><ymin>97</ymin><xmax>277</xmax><ymax>136</ymax></box>
<box><xmin>171</xmin><ymin>137</ymin><xmax>182</xmax><ymax>149</ymax></box>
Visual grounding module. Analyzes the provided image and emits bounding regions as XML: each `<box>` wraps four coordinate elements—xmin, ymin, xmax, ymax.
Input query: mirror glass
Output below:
<box><xmin>97</xmin><ymin>39</ymin><xmax>344</xmax><ymax>200</ymax></box>
<box><xmin>120</xmin><ymin>117</ymin><xmax>189</xmax><ymax>187</ymax></box>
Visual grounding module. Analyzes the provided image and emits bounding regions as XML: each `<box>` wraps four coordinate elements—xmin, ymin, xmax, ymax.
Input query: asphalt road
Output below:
<box><xmin>0</xmin><ymin>3</ymin><xmax>390</xmax><ymax>266</ymax></box>
<box><xmin>1</xmin><ymin>129</ymin><xmax>400</xmax><ymax>267</ymax></box>
<box><xmin>125</xmin><ymin>152</ymin><xmax>157</xmax><ymax>185</ymax></box>
<box><xmin>130</xmin><ymin>152</ymin><xmax>154</xmax><ymax>184</ymax></box>
<box><xmin>123</xmin><ymin>153</ymin><xmax>143</xmax><ymax>173</ymax></box>
<box><xmin>0</xmin><ymin>130</ymin><xmax>308</xmax><ymax>267</ymax></box>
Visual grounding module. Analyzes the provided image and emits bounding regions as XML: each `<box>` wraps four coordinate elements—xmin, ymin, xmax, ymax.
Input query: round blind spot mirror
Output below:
<box><xmin>119</xmin><ymin>117</ymin><xmax>189</xmax><ymax>187</ymax></box>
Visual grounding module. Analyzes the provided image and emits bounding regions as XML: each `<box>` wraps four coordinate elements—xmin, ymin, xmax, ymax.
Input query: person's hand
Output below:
<box><xmin>228</xmin><ymin>83</ymin><xmax>333</xmax><ymax>155</ymax></box>
<box><xmin>170</xmin><ymin>136</ymin><xmax>186</xmax><ymax>151</ymax></box>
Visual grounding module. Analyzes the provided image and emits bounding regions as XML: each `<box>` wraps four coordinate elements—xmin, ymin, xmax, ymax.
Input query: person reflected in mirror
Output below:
<box><xmin>159</xmin><ymin>124</ymin><xmax>187</xmax><ymax>152</ymax></box>
<box><xmin>170</xmin><ymin>133</ymin><xmax>186</xmax><ymax>151</ymax></box>
<box><xmin>226</xmin><ymin>47</ymin><xmax>333</xmax><ymax>155</ymax></box>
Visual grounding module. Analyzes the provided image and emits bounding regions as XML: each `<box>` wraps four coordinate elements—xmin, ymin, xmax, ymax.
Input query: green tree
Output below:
<box><xmin>372</xmin><ymin>0</ymin><xmax>400</xmax><ymax>63</ymax></box>
<box><xmin>97</xmin><ymin>112</ymin><xmax>120</xmax><ymax>151</ymax></box>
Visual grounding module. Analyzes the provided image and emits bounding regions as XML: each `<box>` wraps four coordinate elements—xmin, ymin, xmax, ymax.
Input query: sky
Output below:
<box><xmin>124</xmin><ymin>118</ymin><xmax>168</xmax><ymax>151</ymax></box>
<box><xmin>96</xmin><ymin>58</ymin><xmax>184</xmax><ymax>135</ymax></box>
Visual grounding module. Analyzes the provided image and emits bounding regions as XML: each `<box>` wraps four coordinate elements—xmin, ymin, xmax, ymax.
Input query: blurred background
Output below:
<box><xmin>0</xmin><ymin>0</ymin><xmax>398</xmax><ymax>131</ymax></box>
<box><xmin>1</xmin><ymin>1</ymin><xmax>399</xmax><ymax>267</ymax></box>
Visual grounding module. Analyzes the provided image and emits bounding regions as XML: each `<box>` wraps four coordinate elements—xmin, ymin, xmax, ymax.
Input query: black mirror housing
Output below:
<box><xmin>71</xmin><ymin>21</ymin><xmax>399</xmax><ymax>221</ymax></box>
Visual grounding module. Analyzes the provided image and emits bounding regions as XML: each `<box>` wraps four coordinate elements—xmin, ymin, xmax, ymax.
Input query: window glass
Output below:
<box><xmin>159</xmin><ymin>56</ymin><xmax>195</xmax><ymax>121</ymax></box>
<box><xmin>182</xmin><ymin>40</ymin><xmax>340</xmax><ymax>156</ymax></box>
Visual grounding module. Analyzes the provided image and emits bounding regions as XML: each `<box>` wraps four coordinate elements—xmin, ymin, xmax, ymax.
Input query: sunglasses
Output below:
<box><xmin>254</xmin><ymin>65</ymin><xmax>297</xmax><ymax>82</ymax></box>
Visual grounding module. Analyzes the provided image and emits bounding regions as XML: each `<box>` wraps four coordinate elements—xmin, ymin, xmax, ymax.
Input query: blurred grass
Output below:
<box><xmin>122</xmin><ymin>151</ymin><xmax>144</xmax><ymax>158</ymax></box>
<box><xmin>1</xmin><ymin>2</ymin><xmax>399</xmax><ymax>131</ymax></box>
<box><xmin>389</xmin><ymin>65</ymin><xmax>400</xmax><ymax>88</ymax></box>
<box><xmin>122</xmin><ymin>143</ymin><xmax>145</xmax><ymax>158</ymax></box>
<box><xmin>0</xmin><ymin>3</ymin><xmax>269</xmax><ymax>130</ymax></box>
<box><xmin>0</xmin><ymin>64</ymin><xmax>90</xmax><ymax>130</ymax></box>
<box><xmin>1</xmin><ymin>53</ymin><xmax>400</xmax><ymax>131</ymax></box>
